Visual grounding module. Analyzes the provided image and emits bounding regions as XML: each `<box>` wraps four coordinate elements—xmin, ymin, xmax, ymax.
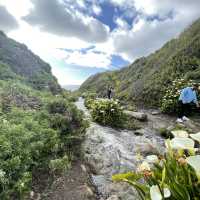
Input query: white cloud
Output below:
<box><xmin>0</xmin><ymin>0</ymin><xmax>33</xmax><ymax>19</ymax></box>
<box><xmin>92</xmin><ymin>4</ymin><xmax>102</xmax><ymax>15</ymax></box>
<box><xmin>0</xmin><ymin>5</ymin><xmax>19</xmax><ymax>32</ymax></box>
<box><xmin>23</xmin><ymin>0</ymin><xmax>109</xmax><ymax>43</ymax></box>
<box><xmin>1</xmin><ymin>0</ymin><xmax>200</xmax><ymax>85</ymax></box>
<box><xmin>61</xmin><ymin>49</ymin><xmax>112</xmax><ymax>69</ymax></box>
<box><xmin>110</xmin><ymin>0</ymin><xmax>200</xmax><ymax>60</ymax></box>
<box><xmin>115</xmin><ymin>17</ymin><xmax>129</xmax><ymax>29</ymax></box>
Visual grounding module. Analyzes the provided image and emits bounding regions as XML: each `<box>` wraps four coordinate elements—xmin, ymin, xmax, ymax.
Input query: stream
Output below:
<box><xmin>75</xmin><ymin>97</ymin><xmax>168</xmax><ymax>200</ymax></box>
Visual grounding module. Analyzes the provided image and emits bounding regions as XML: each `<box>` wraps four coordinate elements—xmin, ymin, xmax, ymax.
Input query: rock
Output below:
<box><xmin>167</xmin><ymin>125</ymin><xmax>174</xmax><ymax>131</ymax></box>
<box><xmin>134</xmin><ymin>129</ymin><xmax>150</xmax><ymax>136</ymax></box>
<box><xmin>151</xmin><ymin>111</ymin><xmax>161</xmax><ymax>115</ymax></box>
<box><xmin>106</xmin><ymin>195</ymin><xmax>119</xmax><ymax>200</ymax></box>
<box><xmin>85</xmin><ymin>185</ymin><xmax>95</xmax><ymax>198</ymax></box>
<box><xmin>124</xmin><ymin>111</ymin><xmax>147</xmax><ymax>121</ymax></box>
<box><xmin>81</xmin><ymin>164</ymin><xmax>87</xmax><ymax>173</ymax></box>
<box><xmin>134</xmin><ymin>137</ymin><xmax>164</xmax><ymax>156</ymax></box>
<box><xmin>184</xmin><ymin>121</ymin><xmax>199</xmax><ymax>132</ymax></box>
<box><xmin>78</xmin><ymin>98</ymin><xmax>164</xmax><ymax>199</ymax></box>
<box><xmin>134</xmin><ymin>129</ymin><xmax>145</xmax><ymax>136</ymax></box>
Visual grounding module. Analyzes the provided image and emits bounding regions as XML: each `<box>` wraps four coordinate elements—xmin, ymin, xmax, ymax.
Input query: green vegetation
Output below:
<box><xmin>0</xmin><ymin>32</ymin><xmax>61</xmax><ymax>94</ymax></box>
<box><xmin>0</xmin><ymin>34</ymin><xmax>87</xmax><ymax>199</ymax></box>
<box><xmin>84</xmin><ymin>94</ymin><xmax>139</xmax><ymax>129</ymax></box>
<box><xmin>161</xmin><ymin>79</ymin><xmax>199</xmax><ymax>113</ymax></box>
<box><xmin>112</xmin><ymin>132</ymin><xmax>200</xmax><ymax>200</ymax></box>
<box><xmin>90</xmin><ymin>99</ymin><xmax>124</xmax><ymax>128</ymax></box>
<box><xmin>79</xmin><ymin>18</ymin><xmax>200</xmax><ymax>110</ymax></box>
<box><xmin>0</xmin><ymin>80</ymin><xmax>87</xmax><ymax>199</ymax></box>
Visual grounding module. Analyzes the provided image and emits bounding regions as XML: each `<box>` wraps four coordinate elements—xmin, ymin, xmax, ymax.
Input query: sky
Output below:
<box><xmin>0</xmin><ymin>0</ymin><xmax>200</xmax><ymax>86</ymax></box>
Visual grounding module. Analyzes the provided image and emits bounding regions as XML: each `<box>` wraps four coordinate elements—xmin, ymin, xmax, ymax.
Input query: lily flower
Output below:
<box><xmin>146</xmin><ymin>155</ymin><xmax>159</xmax><ymax>163</ymax></box>
<box><xmin>150</xmin><ymin>185</ymin><xmax>171</xmax><ymax>200</ymax></box>
<box><xmin>165</xmin><ymin>138</ymin><xmax>194</xmax><ymax>150</ymax></box>
<box><xmin>190</xmin><ymin>132</ymin><xmax>200</xmax><ymax>143</ymax></box>
<box><xmin>186</xmin><ymin>155</ymin><xmax>200</xmax><ymax>178</ymax></box>
<box><xmin>137</xmin><ymin>161</ymin><xmax>151</xmax><ymax>173</ymax></box>
<box><xmin>171</xmin><ymin>130</ymin><xmax>189</xmax><ymax>138</ymax></box>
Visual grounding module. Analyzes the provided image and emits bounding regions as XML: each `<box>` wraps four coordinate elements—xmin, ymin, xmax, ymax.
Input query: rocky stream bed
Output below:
<box><xmin>75</xmin><ymin>98</ymin><xmax>191</xmax><ymax>200</ymax></box>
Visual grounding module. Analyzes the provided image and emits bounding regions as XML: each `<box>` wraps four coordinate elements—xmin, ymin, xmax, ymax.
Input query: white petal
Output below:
<box><xmin>137</xmin><ymin>161</ymin><xmax>151</xmax><ymax>172</ymax></box>
<box><xmin>190</xmin><ymin>132</ymin><xmax>200</xmax><ymax>143</ymax></box>
<box><xmin>186</xmin><ymin>155</ymin><xmax>200</xmax><ymax>176</ymax></box>
<box><xmin>146</xmin><ymin>155</ymin><xmax>159</xmax><ymax>163</ymax></box>
<box><xmin>171</xmin><ymin>130</ymin><xmax>189</xmax><ymax>138</ymax></box>
<box><xmin>164</xmin><ymin>188</ymin><xmax>171</xmax><ymax>198</ymax></box>
<box><xmin>150</xmin><ymin>185</ymin><xmax>162</xmax><ymax>200</ymax></box>
<box><xmin>169</xmin><ymin>138</ymin><xmax>194</xmax><ymax>150</ymax></box>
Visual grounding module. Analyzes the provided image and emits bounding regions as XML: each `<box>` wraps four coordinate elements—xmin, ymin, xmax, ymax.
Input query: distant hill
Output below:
<box><xmin>0</xmin><ymin>31</ymin><xmax>61</xmax><ymax>93</ymax></box>
<box><xmin>63</xmin><ymin>85</ymin><xmax>80</xmax><ymax>91</ymax></box>
<box><xmin>80</xmin><ymin>18</ymin><xmax>200</xmax><ymax>107</ymax></box>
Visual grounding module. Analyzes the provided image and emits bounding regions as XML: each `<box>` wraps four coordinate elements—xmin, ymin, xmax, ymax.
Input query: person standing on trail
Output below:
<box><xmin>177</xmin><ymin>83</ymin><xmax>199</xmax><ymax>123</ymax></box>
<box><xmin>107</xmin><ymin>86</ymin><xmax>113</xmax><ymax>99</ymax></box>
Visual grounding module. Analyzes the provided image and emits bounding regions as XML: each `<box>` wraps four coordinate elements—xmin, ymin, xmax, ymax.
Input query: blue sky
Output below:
<box><xmin>1</xmin><ymin>0</ymin><xmax>200</xmax><ymax>85</ymax></box>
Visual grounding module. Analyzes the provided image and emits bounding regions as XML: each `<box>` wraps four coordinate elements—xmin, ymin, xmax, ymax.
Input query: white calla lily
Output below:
<box><xmin>164</xmin><ymin>188</ymin><xmax>171</xmax><ymax>198</ymax></box>
<box><xmin>190</xmin><ymin>132</ymin><xmax>200</xmax><ymax>143</ymax></box>
<box><xmin>171</xmin><ymin>130</ymin><xmax>189</xmax><ymax>138</ymax></box>
<box><xmin>137</xmin><ymin>161</ymin><xmax>151</xmax><ymax>172</ymax></box>
<box><xmin>166</xmin><ymin>138</ymin><xmax>194</xmax><ymax>150</ymax></box>
<box><xmin>146</xmin><ymin>155</ymin><xmax>159</xmax><ymax>163</ymax></box>
<box><xmin>186</xmin><ymin>155</ymin><xmax>200</xmax><ymax>177</ymax></box>
<box><xmin>150</xmin><ymin>185</ymin><xmax>162</xmax><ymax>200</ymax></box>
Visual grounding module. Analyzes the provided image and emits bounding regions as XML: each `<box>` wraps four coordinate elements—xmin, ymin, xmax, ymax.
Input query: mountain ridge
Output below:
<box><xmin>0</xmin><ymin>30</ymin><xmax>61</xmax><ymax>93</ymax></box>
<box><xmin>79</xmin><ymin>18</ymin><xmax>200</xmax><ymax>107</ymax></box>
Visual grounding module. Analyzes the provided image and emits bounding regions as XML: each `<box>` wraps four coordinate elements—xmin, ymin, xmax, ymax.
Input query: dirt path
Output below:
<box><xmin>37</xmin><ymin>160</ymin><xmax>97</xmax><ymax>200</ymax></box>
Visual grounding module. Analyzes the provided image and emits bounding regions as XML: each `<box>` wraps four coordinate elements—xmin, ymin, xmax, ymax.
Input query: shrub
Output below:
<box><xmin>84</xmin><ymin>92</ymin><xmax>96</xmax><ymax>109</ymax></box>
<box><xmin>161</xmin><ymin>78</ymin><xmax>199</xmax><ymax>113</ymax></box>
<box><xmin>90</xmin><ymin>99</ymin><xmax>125</xmax><ymax>128</ymax></box>
<box><xmin>47</xmin><ymin>99</ymin><xmax>69</xmax><ymax>114</ymax></box>
<box><xmin>0</xmin><ymin>84</ymin><xmax>87</xmax><ymax>199</ymax></box>
<box><xmin>112</xmin><ymin>131</ymin><xmax>200</xmax><ymax>200</ymax></box>
<box><xmin>49</xmin><ymin>155</ymin><xmax>71</xmax><ymax>174</ymax></box>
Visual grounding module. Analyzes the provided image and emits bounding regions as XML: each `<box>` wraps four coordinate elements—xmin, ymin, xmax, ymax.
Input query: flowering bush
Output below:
<box><xmin>90</xmin><ymin>99</ymin><xmax>125</xmax><ymax>128</ymax></box>
<box><xmin>84</xmin><ymin>92</ymin><xmax>96</xmax><ymax>109</ymax></box>
<box><xmin>161</xmin><ymin>78</ymin><xmax>199</xmax><ymax>113</ymax></box>
<box><xmin>112</xmin><ymin>130</ymin><xmax>200</xmax><ymax>199</ymax></box>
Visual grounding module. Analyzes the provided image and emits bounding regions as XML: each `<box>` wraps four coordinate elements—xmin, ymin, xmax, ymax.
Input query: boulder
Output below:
<box><xmin>124</xmin><ymin>111</ymin><xmax>147</xmax><ymax>121</ymax></box>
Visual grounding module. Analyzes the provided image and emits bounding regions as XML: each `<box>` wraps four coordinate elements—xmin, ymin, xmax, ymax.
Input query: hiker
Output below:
<box><xmin>177</xmin><ymin>83</ymin><xmax>199</xmax><ymax>123</ymax></box>
<box><xmin>107</xmin><ymin>86</ymin><xmax>113</xmax><ymax>99</ymax></box>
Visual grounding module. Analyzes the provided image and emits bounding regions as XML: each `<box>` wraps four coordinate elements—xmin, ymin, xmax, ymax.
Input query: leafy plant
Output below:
<box><xmin>112</xmin><ymin>130</ymin><xmax>200</xmax><ymax>200</ymax></box>
<box><xmin>161</xmin><ymin>79</ymin><xmax>199</xmax><ymax>113</ymax></box>
<box><xmin>0</xmin><ymin>81</ymin><xmax>87</xmax><ymax>199</ymax></box>
<box><xmin>90</xmin><ymin>99</ymin><xmax>125</xmax><ymax>128</ymax></box>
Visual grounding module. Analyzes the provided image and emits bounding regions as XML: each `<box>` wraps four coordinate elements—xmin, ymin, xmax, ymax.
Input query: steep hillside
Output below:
<box><xmin>0</xmin><ymin>32</ymin><xmax>87</xmax><ymax>199</ymax></box>
<box><xmin>80</xmin><ymin>18</ymin><xmax>200</xmax><ymax>107</ymax></box>
<box><xmin>0</xmin><ymin>31</ymin><xmax>61</xmax><ymax>93</ymax></box>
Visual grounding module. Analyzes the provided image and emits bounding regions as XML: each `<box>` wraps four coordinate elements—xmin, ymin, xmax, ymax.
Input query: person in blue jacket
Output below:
<box><xmin>177</xmin><ymin>83</ymin><xmax>199</xmax><ymax>123</ymax></box>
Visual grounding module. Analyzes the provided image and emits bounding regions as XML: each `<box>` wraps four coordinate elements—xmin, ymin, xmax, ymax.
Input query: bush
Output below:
<box><xmin>0</xmin><ymin>83</ymin><xmax>87</xmax><ymax>199</ymax></box>
<box><xmin>90</xmin><ymin>99</ymin><xmax>125</xmax><ymax>128</ymax></box>
<box><xmin>47</xmin><ymin>99</ymin><xmax>69</xmax><ymax>114</ymax></box>
<box><xmin>161</xmin><ymin>79</ymin><xmax>199</xmax><ymax>113</ymax></box>
<box><xmin>112</xmin><ymin>131</ymin><xmax>200</xmax><ymax>199</ymax></box>
<box><xmin>84</xmin><ymin>92</ymin><xmax>97</xmax><ymax>109</ymax></box>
